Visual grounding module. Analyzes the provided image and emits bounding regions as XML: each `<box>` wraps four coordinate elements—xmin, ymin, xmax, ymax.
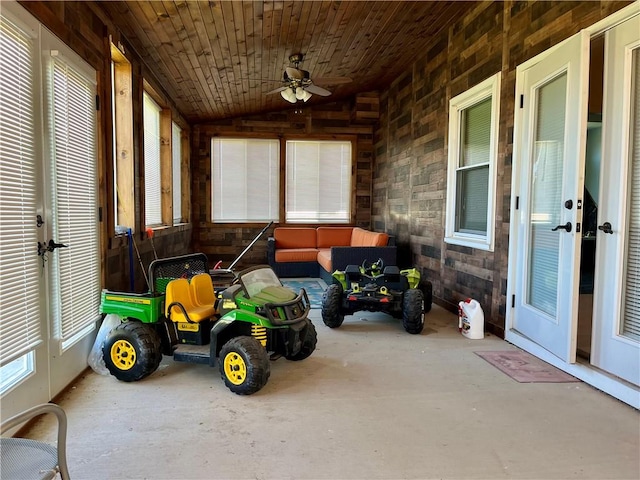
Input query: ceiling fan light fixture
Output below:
<box><xmin>295</xmin><ymin>86</ymin><xmax>312</xmax><ymax>102</ymax></box>
<box><xmin>280</xmin><ymin>87</ymin><xmax>297</xmax><ymax>103</ymax></box>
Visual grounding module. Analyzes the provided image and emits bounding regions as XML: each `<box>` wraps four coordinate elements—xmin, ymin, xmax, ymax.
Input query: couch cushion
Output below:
<box><xmin>275</xmin><ymin>248</ymin><xmax>319</xmax><ymax>263</ymax></box>
<box><xmin>274</xmin><ymin>228</ymin><xmax>317</xmax><ymax>249</ymax></box>
<box><xmin>316</xmin><ymin>227</ymin><xmax>353</xmax><ymax>248</ymax></box>
<box><xmin>350</xmin><ymin>227</ymin><xmax>389</xmax><ymax>247</ymax></box>
<box><xmin>316</xmin><ymin>248</ymin><xmax>333</xmax><ymax>273</ymax></box>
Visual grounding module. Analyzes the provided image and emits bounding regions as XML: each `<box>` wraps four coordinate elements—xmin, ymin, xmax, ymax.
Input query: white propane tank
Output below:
<box><xmin>458</xmin><ymin>298</ymin><xmax>484</xmax><ymax>339</ymax></box>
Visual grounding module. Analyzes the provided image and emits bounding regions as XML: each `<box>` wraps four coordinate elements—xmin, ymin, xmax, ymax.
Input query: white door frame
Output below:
<box><xmin>506</xmin><ymin>2</ymin><xmax>640</xmax><ymax>409</ymax></box>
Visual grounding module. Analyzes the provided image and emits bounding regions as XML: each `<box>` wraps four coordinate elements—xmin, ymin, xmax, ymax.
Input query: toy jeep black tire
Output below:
<box><xmin>421</xmin><ymin>280</ymin><xmax>433</xmax><ymax>313</ymax></box>
<box><xmin>321</xmin><ymin>283</ymin><xmax>345</xmax><ymax>328</ymax></box>
<box><xmin>219</xmin><ymin>336</ymin><xmax>270</xmax><ymax>395</ymax></box>
<box><xmin>285</xmin><ymin>320</ymin><xmax>318</xmax><ymax>360</ymax></box>
<box><xmin>103</xmin><ymin>321</ymin><xmax>162</xmax><ymax>382</ymax></box>
<box><xmin>402</xmin><ymin>288</ymin><xmax>424</xmax><ymax>334</ymax></box>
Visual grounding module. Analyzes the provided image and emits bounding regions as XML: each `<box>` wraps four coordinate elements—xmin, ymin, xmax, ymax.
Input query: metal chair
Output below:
<box><xmin>1</xmin><ymin>403</ymin><xmax>70</xmax><ymax>479</ymax></box>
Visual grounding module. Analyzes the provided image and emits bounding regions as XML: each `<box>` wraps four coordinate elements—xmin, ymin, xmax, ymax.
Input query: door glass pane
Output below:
<box><xmin>527</xmin><ymin>73</ymin><xmax>567</xmax><ymax>317</ymax></box>
<box><xmin>48</xmin><ymin>57</ymin><xmax>100</xmax><ymax>346</ymax></box>
<box><xmin>622</xmin><ymin>48</ymin><xmax>640</xmax><ymax>340</ymax></box>
<box><xmin>0</xmin><ymin>15</ymin><xmax>43</xmax><ymax>366</ymax></box>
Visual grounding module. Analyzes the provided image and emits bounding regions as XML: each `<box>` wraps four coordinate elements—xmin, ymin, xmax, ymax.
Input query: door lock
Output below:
<box><xmin>551</xmin><ymin>222</ymin><xmax>572</xmax><ymax>233</ymax></box>
<box><xmin>598</xmin><ymin>222</ymin><xmax>614</xmax><ymax>234</ymax></box>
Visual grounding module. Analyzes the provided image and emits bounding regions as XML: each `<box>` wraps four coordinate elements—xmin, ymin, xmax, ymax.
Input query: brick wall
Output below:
<box><xmin>373</xmin><ymin>0</ymin><xmax>630</xmax><ymax>336</ymax></box>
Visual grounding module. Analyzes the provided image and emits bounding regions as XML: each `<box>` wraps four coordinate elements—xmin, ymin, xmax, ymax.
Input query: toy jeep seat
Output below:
<box><xmin>165</xmin><ymin>278</ymin><xmax>215</xmax><ymax>323</ymax></box>
<box><xmin>190</xmin><ymin>273</ymin><xmax>216</xmax><ymax>307</ymax></box>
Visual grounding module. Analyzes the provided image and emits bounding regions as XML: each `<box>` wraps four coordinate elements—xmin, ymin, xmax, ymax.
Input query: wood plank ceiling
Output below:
<box><xmin>98</xmin><ymin>1</ymin><xmax>475</xmax><ymax>123</ymax></box>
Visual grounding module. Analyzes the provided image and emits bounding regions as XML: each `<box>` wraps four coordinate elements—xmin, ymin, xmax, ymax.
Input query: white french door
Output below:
<box><xmin>0</xmin><ymin>2</ymin><xmax>100</xmax><ymax>418</ymax></box>
<box><xmin>591</xmin><ymin>15</ymin><xmax>640</xmax><ymax>386</ymax></box>
<box><xmin>511</xmin><ymin>32</ymin><xmax>589</xmax><ymax>363</ymax></box>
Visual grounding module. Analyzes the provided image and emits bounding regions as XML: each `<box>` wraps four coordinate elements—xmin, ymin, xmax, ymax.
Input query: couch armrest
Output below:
<box><xmin>329</xmin><ymin>246</ymin><xmax>397</xmax><ymax>272</ymax></box>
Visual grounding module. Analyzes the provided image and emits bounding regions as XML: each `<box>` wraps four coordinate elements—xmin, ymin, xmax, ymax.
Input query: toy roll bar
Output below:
<box><xmin>227</xmin><ymin>221</ymin><xmax>273</xmax><ymax>271</ymax></box>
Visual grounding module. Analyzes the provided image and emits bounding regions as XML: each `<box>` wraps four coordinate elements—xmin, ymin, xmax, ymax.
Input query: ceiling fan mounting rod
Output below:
<box><xmin>289</xmin><ymin>53</ymin><xmax>304</xmax><ymax>67</ymax></box>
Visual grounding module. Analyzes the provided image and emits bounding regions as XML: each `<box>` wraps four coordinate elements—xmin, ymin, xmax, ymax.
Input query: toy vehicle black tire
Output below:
<box><xmin>285</xmin><ymin>320</ymin><xmax>317</xmax><ymax>361</ymax></box>
<box><xmin>322</xmin><ymin>283</ymin><xmax>345</xmax><ymax>328</ymax></box>
<box><xmin>402</xmin><ymin>288</ymin><xmax>425</xmax><ymax>334</ymax></box>
<box><xmin>102</xmin><ymin>321</ymin><xmax>162</xmax><ymax>382</ymax></box>
<box><xmin>219</xmin><ymin>336</ymin><xmax>270</xmax><ymax>395</ymax></box>
<box><xmin>421</xmin><ymin>280</ymin><xmax>433</xmax><ymax>313</ymax></box>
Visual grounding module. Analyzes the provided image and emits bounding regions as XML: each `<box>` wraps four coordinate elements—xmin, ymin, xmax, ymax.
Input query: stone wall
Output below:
<box><xmin>373</xmin><ymin>0</ymin><xmax>630</xmax><ymax>336</ymax></box>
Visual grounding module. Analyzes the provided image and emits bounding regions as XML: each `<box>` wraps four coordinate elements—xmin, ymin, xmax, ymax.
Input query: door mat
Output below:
<box><xmin>281</xmin><ymin>278</ymin><xmax>327</xmax><ymax>309</ymax></box>
<box><xmin>475</xmin><ymin>350</ymin><xmax>581</xmax><ymax>383</ymax></box>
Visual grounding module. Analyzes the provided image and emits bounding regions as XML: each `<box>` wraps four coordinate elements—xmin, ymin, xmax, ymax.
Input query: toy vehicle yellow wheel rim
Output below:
<box><xmin>110</xmin><ymin>340</ymin><xmax>136</xmax><ymax>370</ymax></box>
<box><xmin>223</xmin><ymin>352</ymin><xmax>246</xmax><ymax>385</ymax></box>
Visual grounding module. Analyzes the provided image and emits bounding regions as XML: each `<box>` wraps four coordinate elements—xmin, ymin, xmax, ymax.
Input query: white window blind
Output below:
<box><xmin>211</xmin><ymin>138</ymin><xmax>279</xmax><ymax>222</ymax></box>
<box><xmin>172</xmin><ymin>122</ymin><xmax>182</xmax><ymax>224</ymax></box>
<box><xmin>286</xmin><ymin>140</ymin><xmax>351</xmax><ymax>223</ymax></box>
<box><xmin>47</xmin><ymin>55</ymin><xmax>100</xmax><ymax>346</ymax></box>
<box><xmin>143</xmin><ymin>92</ymin><xmax>162</xmax><ymax>226</ymax></box>
<box><xmin>0</xmin><ymin>15</ymin><xmax>42</xmax><ymax>366</ymax></box>
<box><xmin>622</xmin><ymin>49</ymin><xmax>640</xmax><ymax>341</ymax></box>
<box><xmin>526</xmin><ymin>74</ymin><xmax>566</xmax><ymax>317</ymax></box>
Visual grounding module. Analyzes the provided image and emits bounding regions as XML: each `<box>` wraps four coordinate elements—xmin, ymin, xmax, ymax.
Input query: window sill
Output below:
<box><xmin>444</xmin><ymin>234</ymin><xmax>493</xmax><ymax>252</ymax></box>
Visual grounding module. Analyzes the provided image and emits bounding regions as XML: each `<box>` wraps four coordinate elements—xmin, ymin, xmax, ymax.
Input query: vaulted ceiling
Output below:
<box><xmin>98</xmin><ymin>1</ymin><xmax>475</xmax><ymax>123</ymax></box>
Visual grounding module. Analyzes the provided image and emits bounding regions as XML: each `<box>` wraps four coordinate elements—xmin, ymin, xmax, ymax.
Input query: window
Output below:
<box><xmin>211</xmin><ymin>138</ymin><xmax>279</xmax><ymax>223</ymax></box>
<box><xmin>286</xmin><ymin>140</ymin><xmax>352</xmax><ymax>223</ymax></box>
<box><xmin>445</xmin><ymin>73</ymin><xmax>500</xmax><ymax>250</ymax></box>
<box><xmin>172</xmin><ymin>122</ymin><xmax>182</xmax><ymax>224</ymax></box>
<box><xmin>143</xmin><ymin>91</ymin><xmax>161</xmax><ymax>226</ymax></box>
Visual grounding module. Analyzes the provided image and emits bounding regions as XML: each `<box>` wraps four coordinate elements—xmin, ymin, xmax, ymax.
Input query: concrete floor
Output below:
<box><xmin>24</xmin><ymin>305</ymin><xmax>640</xmax><ymax>480</ymax></box>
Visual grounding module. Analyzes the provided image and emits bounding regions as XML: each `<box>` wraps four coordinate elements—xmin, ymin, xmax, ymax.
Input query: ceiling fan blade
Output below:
<box><xmin>305</xmin><ymin>84</ymin><xmax>332</xmax><ymax>96</ymax></box>
<box><xmin>266</xmin><ymin>86</ymin><xmax>288</xmax><ymax>95</ymax></box>
<box><xmin>312</xmin><ymin>76</ymin><xmax>352</xmax><ymax>85</ymax></box>
<box><xmin>285</xmin><ymin>67</ymin><xmax>305</xmax><ymax>80</ymax></box>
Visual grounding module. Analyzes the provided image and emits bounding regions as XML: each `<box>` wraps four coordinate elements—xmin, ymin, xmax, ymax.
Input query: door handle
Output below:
<box><xmin>551</xmin><ymin>222</ymin><xmax>572</xmax><ymax>233</ymax></box>
<box><xmin>598</xmin><ymin>222</ymin><xmax>613</xmax><ymax>234</ymax></box>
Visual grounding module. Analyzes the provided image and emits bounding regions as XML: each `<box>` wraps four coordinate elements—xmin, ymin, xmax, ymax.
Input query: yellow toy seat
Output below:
<box><xmin>190</xmin><ymin>273</ymin><xmax>216</xmax><ymax>307</ymax></box>
<box><xmin>165</xmin><ymin>278</ymin><xmax>214</xmax><ymax>323</ymax></box>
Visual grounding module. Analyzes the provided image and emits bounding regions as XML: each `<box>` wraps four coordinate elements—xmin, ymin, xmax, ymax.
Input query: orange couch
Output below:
<box><xmin>267</xmin><ymin>226</ymin><xmax>396</xmax><ymax>282</ymax></box>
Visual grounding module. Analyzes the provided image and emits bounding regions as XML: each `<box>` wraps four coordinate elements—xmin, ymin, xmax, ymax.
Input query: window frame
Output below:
<box><xmin>143</xmin><ymin>91</ymin><xmax>162</xmax><ymax>227</ymax></box>
<box><xmin>171</xmin><ymin>121</ymin><xmax>182</xmax><ymax>224</ymax></box>
<box><xmin>110</xmin><ymin>43</ymin><xmax>134</xmax><ymax>232</ymax></box>
<box><xmin>445</xmin><ymin>72</ymin><xmax>501</xmax><ymax>251</ymax></box>
<box><xmin>285</xmin><ymin>138</ymin><xmax>353</xmax><ymax>224</ymax></box>
<box><xmin>210</xmin><ymin>137</ymin><xmax>281</xmax><ymax>224</ymax></box>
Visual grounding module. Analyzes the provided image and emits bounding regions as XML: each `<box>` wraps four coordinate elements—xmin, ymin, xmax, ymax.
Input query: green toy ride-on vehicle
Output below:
<box><xmin>99</xmin><ymin>253</ymin><xmax>317</xmax><ymax>395</ymax></box>
<box><xmin>321</xmin><ymin>258</ymin><xmax>432</xmax><ymax>334</ymax></box>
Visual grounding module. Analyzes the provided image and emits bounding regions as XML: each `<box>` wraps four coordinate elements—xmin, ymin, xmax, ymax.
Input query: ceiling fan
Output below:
<box><xmin>267</xmin><ymin>53</ymin><xmax>351</xmax><ymax>103</ymax></box>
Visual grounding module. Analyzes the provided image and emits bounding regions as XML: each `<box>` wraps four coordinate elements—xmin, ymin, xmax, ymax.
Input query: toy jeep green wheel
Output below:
<box><xmin>219</xmin><ymin>336</ymin><xmax>270</xmax><ymax>395</ymax></box>
<box><xmin>402</xmin><ymin>288</ymin><xmax>425</xmax><ymax>334</ymax></box>
<box><xmin>285</xmin><ymin>321</ymin><xmax>317</xmax><ymax>361</ymax></box>
<box><xmin>322</xmin><ymin>283</ymin><xmax>345</xmax><ymax>328</ymax></box>
<box><xmin>103</xmin><ymin>321</ymin><xmax>162</xmax><ymax>382</ymax></box>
